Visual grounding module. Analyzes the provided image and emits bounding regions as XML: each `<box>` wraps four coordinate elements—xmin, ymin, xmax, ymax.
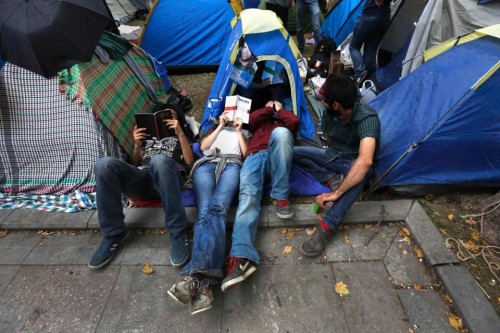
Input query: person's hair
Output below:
<box><xmin>323</xmin><ymin>73</ymin><xmax>358</xmax><ymax>109</ymax></box>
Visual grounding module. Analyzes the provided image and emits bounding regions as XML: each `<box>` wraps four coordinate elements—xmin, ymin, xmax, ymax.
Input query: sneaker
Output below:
<box><xmin>167</xmin><ymin>276</ymin><xmax>199</xmax><ymax>305</ymax></box>
<box><xmin>326</xmin><ymin>174</ymin><xmax>344</xmax><ymax>192</ymax></box>
<box><xmin>170</xmin><ymin>231</ymin><xmax>190</xmax><ymax>267</ymax></box>
<box><xmin>221</xmin><ymin>256</ymin><xmax>257</xmax><ymax>292</ymax></box>
<box><xmin>191</xmin><ymin>280</ymin><xmax>213</xmax><ymax>315</ymax></box>
<box><xmin>88</xmin><ymin>230</ymin><xmax>129</xmax><ymax>269</ymax></box>
<box><xmin>300</xmin><ymin>226</ymin><xmax>331</xmax><ymax>257</ymax></box>
<box><xmin>305</xmin><ymin>38</ymin><xmax>316</xmax><ymax>45</ymax></box>
<box><xmin>275</xmin><ymin>199</ymin><xmax>294</xmax><ymax>219</ymax></box>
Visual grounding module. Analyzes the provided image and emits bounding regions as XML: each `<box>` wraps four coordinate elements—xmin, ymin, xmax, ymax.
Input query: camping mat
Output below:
<box><xmin>61</xmin><ymin>46</ymin><xmax>168</xmax><ymax>156</ymax></box>
<box><xmin>0</xmin><ymin>63</ymin><xmax>122</xmax><ymax>200</ymax></box>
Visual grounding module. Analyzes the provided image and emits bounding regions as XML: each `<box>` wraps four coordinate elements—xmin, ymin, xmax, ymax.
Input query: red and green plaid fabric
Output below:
<box><xmin>62</xmin><ymin>46</ymin><xmax>169</xmax><ymax>155</ymax></box>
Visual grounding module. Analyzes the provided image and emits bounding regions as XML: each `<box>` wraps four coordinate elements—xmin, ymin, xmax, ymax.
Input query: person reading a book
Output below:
<box><xmin>168</xmin><ymin>111</ymin><xmax>250</xmax><ymax>314</ymax></box>
<box><xmin>292</xmin><ymin>74</ymin><xmax>380</xmax><ymax>256</ymax></box>
<box><xmin>221</xmin><ymin>100</ymin><xmax>300</xmax><ymax>292</ymax></box>
<box><xmin>88</xmin><ymin>104</ymin><xmax>194</xmax><ymax>270</ymax></box>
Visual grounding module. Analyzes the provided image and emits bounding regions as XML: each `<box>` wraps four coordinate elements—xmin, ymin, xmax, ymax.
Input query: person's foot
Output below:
<box><xmin>326</xmin><ymin>174</ymin><xmax>344</xmax><ymax>192</ymax></box>
<box><xmin>88</xmin><ymin>230</ymin><xmax>129</xmax><ymax>269</ymax></box>
<box><xmin>170</xmin><ymin>231</ymin><xmax>190</xmax><ymax>267</ymax></box>
<box><xmin>221</xmin><ymin>256</ymin><xmax>257</xmax><ymax>292</ymax></box>
<box><xmin>167</xmin><ymin>276</ymin><xmax>199</xmax><ymax>305</ymax></box>
<box><xmin>191</xmin><ymin>280</ymin><xmax>213</xmax><ymax>315</ymax></box>
<box><xmin>305</xmin><ymin>38</ymin><xmax>315</xmax><ymax>45</ymax></box>
<box><xmin>275</xmin><ymin>199</ymin><xmax>294</xmax><ymax>219</ymax></box>
<box><xmin>300</xmin><ymin>226</ymin><xmax>332</xmax><ymax>257</ymax></box>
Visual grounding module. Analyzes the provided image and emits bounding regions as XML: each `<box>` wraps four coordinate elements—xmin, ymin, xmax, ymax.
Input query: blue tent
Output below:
<box><xmin>369</xmin><ymin>27</ymin><xmax>500</xmax><ymax>188</ymax></box>
<box><xmin>139</xmin><ymin>1</ymin><xmax>235</xmax><ymax>69</ymax></box>
<box><xmin>321</xmin><ymin>0</ymin><xmax>364</xmax><ymax>46</ymax></box>
<box><xmin>200</xmin><ymin>9</ymin><xmax>315</xmax><ymax>140</ymax></box>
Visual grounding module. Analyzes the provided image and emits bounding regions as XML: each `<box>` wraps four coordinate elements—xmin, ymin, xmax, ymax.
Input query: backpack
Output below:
<box><xmin>308</xmin><ymin>38</ymin><xmax>337</xmax><ymax>77</ymax></box>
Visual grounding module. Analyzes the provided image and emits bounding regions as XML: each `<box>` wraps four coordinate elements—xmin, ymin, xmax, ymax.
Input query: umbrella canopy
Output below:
<box><xmin>0</xmin><ymin>0</ymin><xmax>112</xmax><ymax>78</ymax></box>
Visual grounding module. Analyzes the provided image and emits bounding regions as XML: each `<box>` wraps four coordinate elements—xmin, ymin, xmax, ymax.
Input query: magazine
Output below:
<box><xmin>134</xmin><ymin>109</ymin><xmax>176</xmax><ymax>139</ymax></box>
<box><xmin>261</xmin><ymin>60</ymin><xmax>284</xmax><ymax>84</ymax></box>
<box><xmin>224</xmin><ymin>95</ymin><xmax>252</xmax><ymax>124</ymax></box>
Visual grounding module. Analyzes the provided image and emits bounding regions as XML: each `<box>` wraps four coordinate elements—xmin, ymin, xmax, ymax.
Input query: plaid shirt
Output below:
<box><xmin>322</xmin><ymin>101</ymin><xmax>380</xmax><ymax>161</ymax></box>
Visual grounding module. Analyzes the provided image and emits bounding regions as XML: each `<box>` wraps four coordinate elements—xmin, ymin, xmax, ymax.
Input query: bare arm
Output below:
<box><xmin>316</xmin><ymin>137</ymin><xmax>376</xmax><ymax>208</ymax></box>
<box><xmin>200</xmin><ymin>112</ymin><xmax>229</xmax><ymax>151</ymax></box>
<box><xmin>130</xmin><ymin>125</ymin><xmax>147</xmax><ymax>166</ymax></box>
<box><xmin>165</xmin><ymin>113</ymin><xmax>194</xmax><ymax>166</ymax></box>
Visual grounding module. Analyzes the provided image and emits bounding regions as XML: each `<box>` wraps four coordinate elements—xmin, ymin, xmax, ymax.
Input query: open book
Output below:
<box><xmin>262</xmin><ymin>60</ymin><xmax>284</xmax><ymax>84</ymax></box>
<box><xmin>224</xmin><ymin>95</ymin><xmax>252</xmax><ymax>124</ymax></box>
<box><xmin>134</xmin><ymin>109</ymin><xmax>176</xmax><ymax>139</ymax></box>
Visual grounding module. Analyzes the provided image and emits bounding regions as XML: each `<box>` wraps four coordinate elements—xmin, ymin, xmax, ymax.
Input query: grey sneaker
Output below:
<box><xmin>300</xmin><ymin>226</ymin><xmax>331</xmax><ymax>257</ymax></box>
<box><xmin>191</xmin><ymin>280</ymin><xmax>213</xmax><ymax>315</ymax></box>
<box><xmin>170</xmin><ymin>231</ymin><xmax>190</xmax><ymax>267</ymax></box>
<box><xmin>275</xmin><ymin>199</ymin><xmax>294</xmax><ymax>219</ymax></box>
<box><xmin>167</xmin><ymin>277</ymin><xmax>198</xmax><ymax>305</ymax></box>
<box><xmin>327</xmin><ymin>174</ymin><xmax>344</xmax><ymax>192</ymax></box>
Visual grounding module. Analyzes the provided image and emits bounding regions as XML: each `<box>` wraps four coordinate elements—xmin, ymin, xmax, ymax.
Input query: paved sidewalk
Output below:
<box><xmin>0</xmin><ymin>200</ymin><xmax>498</xmax><ymax>332</ymax></box>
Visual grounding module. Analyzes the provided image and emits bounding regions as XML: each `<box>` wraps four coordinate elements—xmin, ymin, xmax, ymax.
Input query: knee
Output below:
<box><xmin>270</xmin><ymin>127</ymin><xmax>293</xmax><ymax>147</ymax></box>
<box><xmin>95</xmin><ymin>157</ymin><xmax>121</xmax><ymax>177</ymax></box>
<box><xmin>149</xmin><ymin>154</ymin><xmax>176</xmax><ymax>170</ymax></box>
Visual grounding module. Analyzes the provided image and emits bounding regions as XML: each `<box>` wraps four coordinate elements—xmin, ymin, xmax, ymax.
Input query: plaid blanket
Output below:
<box><xmin>0</xmin><ymin>63</ymin><xmax>122</xmax><ymax>200</ymax></box>
<box><xmin>0</xmin><ymin>191</ymin><xmax>96</xmax><ymax>213</ymax></box>
<box><xmin>61</xmin><ymin>46</ymin><xmax>169</xmax><ymax>156</ymax></box>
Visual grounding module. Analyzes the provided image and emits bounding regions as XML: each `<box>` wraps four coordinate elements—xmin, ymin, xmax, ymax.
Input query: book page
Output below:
<box><xmin>262</xmin><ymin>60</ymin><xmax>284</xmax><ymax>84</ymax></box>
<box><xmin>224</xmin><ymin>95</ymin><xmax>251</xmax><ymax>124</ymax></box>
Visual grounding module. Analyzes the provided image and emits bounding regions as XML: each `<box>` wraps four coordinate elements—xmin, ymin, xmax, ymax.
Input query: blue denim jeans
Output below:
<box><xmin>182</xmin><ymin>162</ymin><xmax>240</xmax><ymax>280</ymax></box>
<box><xmin>94</xmin><ymin>155</ymin><xmax>186</xmax><ymax>237</ymax></box>
<box><xmin>230</xmin><ymin>127</ymin><xmax>294</xmax><ymax>263</ymax></box>
<box><xmin>293</xmin><ymin>146</ymin><xmax>372</xmax><ymax>230</ymax></box>
<box><xmin>349</xmin><ymin>14</ymin><xmax>391</xmax><ymax>79</ymax></box>
<box><xmin>296</xmin><ymin>0</ymin><xmax>323</xmax><ymax>50</ymax></box>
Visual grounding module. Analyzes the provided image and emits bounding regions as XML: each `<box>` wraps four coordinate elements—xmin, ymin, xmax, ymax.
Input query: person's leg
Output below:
<box><xmin>309</xmin><ymin>0</ymin><xmax>324</xmax><ymax>44</ymax></box>
<box><xmin>295</xmin><ymin>0</ymin><xmax>306</xmax><ymax>51</ymax></box>
<box><xmin>267</xmin><ymin>127</ymin><xmax>294</xmax><ymax>201</ymax></box>
<box><xmin>183</xmin><ymin>163</ymin><xmax>240</xmax><ymax>280</ymax></box>
<box><xmin>362</xmin><ymin>17</ymin><xmax>391</xmax><ymax>75</ymax></box>
<box><xmin>292</xmin><ymin>146</ymin><xmax>335</xmax><ymax>183</ymax></box>
<box><xmin>349</xmin><ymin>15</ymin><xmax>372</xmax><ymax>80</ymax></box>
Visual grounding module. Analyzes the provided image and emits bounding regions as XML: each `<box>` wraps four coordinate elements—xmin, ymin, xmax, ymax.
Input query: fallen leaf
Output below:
<box><xmin>397</xmin><ymin>243</ymin><xmax>403</xmax><ymax>249</ymax></box>
<box><xmin>343</xmin><ymin>230</ymin><xmax>350</xmax><ymax>244</ymax></box>
<box><xmin>0</xmin><ymin>230</ymin><xmax>8</xmax><ymax>238</ymax></box>
<box><xmin>497</xmin><ymin>297</ymin><xmax>500</xmax><ymax>303</ymax></box>
<box><xmin>286</xmin><ymin>230</ymin><xmax>296</xmax><ymax>240</ymax></box>
<box><xmin>409</xmin><ymin>328</ymin><xmax>415</xmax><ymax>333</ymax></box>
<box><xmin>433</xmin><ymin>211</ymin><xmax>441</xmax><ymax>216</ymax></box>
<box><xmin>38</xmin><ymin>241</ymin><xmax>45</xmax><ymax>246</ymax></box>
<box><xmin>371</xmin><ymin>226</ymin><xmax>380</xmax><ymax>233</ymax></box>
<box><xmin>464</xmin><ymin>218</ymin><xmax>476</xmax><ymax>226</ymax></box>
<box><xmin>468</xmin><ymin>263</ymin><xmax>477</xmax><ymax>268</ymax></box>
<box><xmin>442</xmin><ymin>294</ymin><xmax>453</xmax><ymax>303</ymax></box>
<box><xmin>280</xmin><ymin>228</ymin><xmax>287</xmax><ymax>234</ymax></box>
<box><xmin>448</xmin><ymin>314</ymin><xmax>463</xmax><ymax>330</ymax></box>
<box><xmin>413</xmin><ymin>246</ymin><xmax>424</xmax><ymax>258</ymax></box>
<box><xmin>471</xmin><ymin>231</ymin><xmax>481</xmax><ymax>241</ymax></box>
<box><xmin>402</xmin><ymin>236</ymin><xmax>411</xmax><ymax>244</ymax></box>
<box><xmin>334</xmin><ymin>281</ymin><xmax>349</xmax><ymax>297</ymax></box>
<box><xmin>447</xmin><ymin>214</ymin><xmax>454</xmax><ymax>221</ymax></box>
<box><xmin>306</xmin><ymin>227</ymin><xmax>316</xmax><ymax>236</ymax></box>
<box><xmin>464</xmin><ymin>241</ymin><xmax>479</xmax><ymax>252</ymax></box>
<box><xmin>439</xmin><ymin>228</ymin><xmax>447</xmax><ymax>236</ymax></box>
<box><xmin>413</xmin><ymin>283</ymin><xmax>422</xmax><ymax>291</ymax></box>
<box><xmin>402</xmin><ymin>250</ymin><xmax>408</xmax><ymax>255</ymax></box>
<box><xmin>282</xmin><ymin>245</ymin><xmax>292</xmax><ymax>254</ymax></box>
<box><xmin>142</xmin><ymin>263</ymin><xmax>154</xmax><ymax>275</ymax></box>
<box><xmin>400</xmin><ymin>227</ymin><xmax>411</xmax><ymax>237</ymax></box>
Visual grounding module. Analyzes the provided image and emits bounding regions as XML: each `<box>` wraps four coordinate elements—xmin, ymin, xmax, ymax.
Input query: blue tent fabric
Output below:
<box><xmin>321</xmin><ymin>0</ymin><xmax>364</xmax><ymax>45</ymax></box>
<box><xmin>140</xmin><ymin>1</ymin><xmax>235</xmax><ymax>68</ymax></box>
<box><xmin>0</xmin><ymin>58</ymin><xmax>4</xmax><ymax>71</ymax></box>
<box><xmin>370</xmin><ymin>36</ymin><xmax>500</xmax><ymax>187</ymax></box>
<box><xmin>201</xmin><ymin>11</ymin><xmax>315</xmax><ymax>139</ymax></box>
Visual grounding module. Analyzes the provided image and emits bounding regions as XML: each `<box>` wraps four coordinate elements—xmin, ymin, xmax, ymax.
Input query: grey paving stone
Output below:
<box><xmin>0</xmin><ymin>265</ymin><xmax>20</xmax><ymax>296</ymax></box>
<box><xmin>22</xmin><ymin>231</ymin><xmax>126</xmax><ymax>266</ymax></box>
<box><xmin>343</xmin><ymin>199</ymin><xmax>413</xmax><ymax>224</ymax></box>
<box><xmin>0</xmin><ymin>231</ymin><xmax>40</xmax><ymax>264</ymax></box>
<box><xmin>325</xmin><ymin>227</ymin><xmax>356</xmax><ymax>262</ymax></box>
<box><xmin>0</xmin><ymin>209</ymin><xmax>13</xmax><ymax>227</ymax></box>
<box><xmin>405</xmin><ymin>202</ymin><xmax>459</xmax><ymax>266</ymax></box>
<box><xmin>348</xmin><ymin>224</ymin><xmax>398</xmax><ymax>261</ymax></box>
<box><xmin>3</xmin><ymin>209</ymin><xmax>92</xmax><ymax>230</ymax></box>
<box><xmin>222</xmin><ymin>263</ymin><xmax>349</xmax><ymax>332</ymax></box>
<box><xmin>398</xmin><ymin>289</ymin><xmax>454</xmax><ymax>333</ymax></box>
<box><xmin>385</xmin><ymin>237</ymin><xmax>436</xmax><ymax>286</ymax></box>
<box><xmin>268</xmin><ymin>203</ymin><xmax>317</xmax><ymax>227</ymax></box>
<box><xmin>256</xmin><ymin>228</ymin><xmax>325</xmax><ymax>265</ymax></box>
<box><xmin>333</xmin><ymin>261</ymin><xmax>410</xmax><ymax>332</ymax></box>
<box><xmin>436</xmin><ymin>265</ymin><xmax>500</xmax><ymax>333</ymax></box>
<box><xmin>120</xmin><ymin>232</ymin><xmax>171</xmax><ymax>266</ymax></box>
<box><xmin>97</xmin><ymin>266</ymin><xmax>222</xmax><ymax>332</ymax></box>
<box><xmin>0</xmin><ymin>265</ymin><xmax>119</xmax><ymax>333</ymax></box>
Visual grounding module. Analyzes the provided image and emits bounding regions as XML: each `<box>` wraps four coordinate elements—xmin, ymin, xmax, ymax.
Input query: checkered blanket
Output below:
<box><xmin>60</xmin><ymin>46</ymin><xmax>169</xmax><ymax>156</ymax></box>
<box><xmin>0</xmin><ymin>63</ymin><xmax>122</xmax><ymax>211</ymax></box>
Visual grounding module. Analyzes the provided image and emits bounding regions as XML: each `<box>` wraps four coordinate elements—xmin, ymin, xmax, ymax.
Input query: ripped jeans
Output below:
<box><xmin>181</xmin><ymin>162</ymin><xmax>240</xmax><ymax>280</ymax></box>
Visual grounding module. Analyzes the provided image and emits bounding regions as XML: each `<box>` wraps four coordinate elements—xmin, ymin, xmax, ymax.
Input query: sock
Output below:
<box><xmin>319</xmin><ymin>220</ymin><xmax>333</xmax><ymax>232</ymax></box>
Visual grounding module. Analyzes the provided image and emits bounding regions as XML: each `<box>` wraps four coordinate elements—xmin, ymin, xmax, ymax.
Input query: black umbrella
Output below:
<box><xmin>0</xmin><ymin>0</ymin><xmax>113</xmax><ymax>78</ymax></box>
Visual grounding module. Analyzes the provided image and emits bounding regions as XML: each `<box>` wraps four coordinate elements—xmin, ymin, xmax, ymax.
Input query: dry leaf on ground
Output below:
<box><xmin>448</xmin><ymin>314</ymin><xmax>463</xmax><ymax>330</ymax></box>
<box><xmin>306</xmin><ymin>227</ymin><xmax>316</xmax><ymax>236</ymax></box>
<box><xmin>413</xmin><ymin>283</ymin><xmax>422</xmax><ymax>291</ymax></box>
<box><xmin>464</xmin><ymin>241</ymin><xmax>479</xmax><ymax>252</ymax></box>
<box><xmin>400</xmin><ymin>227</ymin><xmax>411</xmax><ymax>237</ymax></box>
<box><xmin>447</xmin><ymin>214</ymin><xmax>454</xmax><ymax>221</ymax></box>
<box><xmin>286</xmin><ymin>230</ymin><xmax>296</xmax><ymax>240</ymax></box>
<box><xmin>142</xmin><ymin>263</ymin><xmax>154</xmax><ymax>275</ymax></box>
<box><xmin>442</xmin><ymin>294</ymin><xmax>453</xmax><ymax>303</ymax></box>
<box><xmin>413</xmin><ymin>246</ymin><xmax>424</xmax><ymax>258</ymax></box>
<box><xmin>439</xmin><ymin>228</ymin><xmax>447</xmax><ymax>236</ymax></box>
<box><xmin>343</xmin><ymin>229</ymin><xmax>350</xmax><ymax>244</ymax></box>
<box><xmin>280</xmin><ymin>228</ymin><xmax>287</xmax><ymax>234</ymax></box>
<box><xmin>0</xmin><ymin>230</ymin><xmax>8</xmax><ymax>238</ymax></box>
<box><xmin>282</xmin><ymin>245</ymin><xmax>292</xmax><ymax>254</ymax></box>
<box><xmin>402</xmin><ymin>236</ymin><xmax>411</xmax><ymax>244</ymax></box>
<box><xmin>464</xmin><ymin>218</ymin><xmax>476</xmax><ymax>226</ymax></box>
<box><xmin>38</xmin><ymin>241</ymin><xmax>45</xmax><ymax>246</ymax></box>
<box><xmin>471</xmin><ymin>231</ymin><xmax>481</xmax><ymax>241</ymax></box>
<box><xmin>335</xmin><ymin>281</ymin><xmax>349</xmax><ymax>297</ymax></box>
